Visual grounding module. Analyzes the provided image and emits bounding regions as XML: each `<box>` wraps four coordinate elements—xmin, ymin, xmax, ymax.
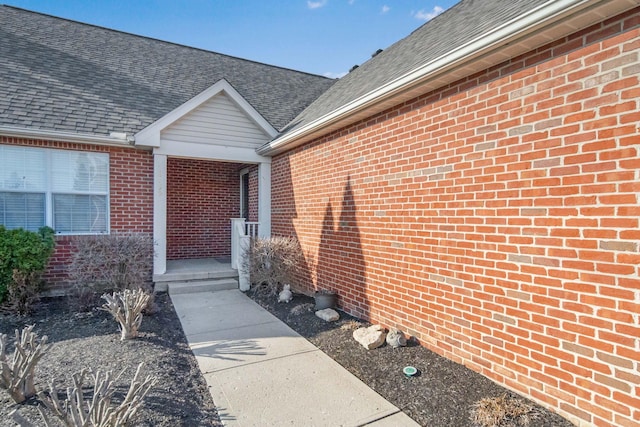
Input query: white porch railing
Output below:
<box><xmin>231</xmin><ymin>218</ymin><xmax>258</xmax><ymax>291</ymax></box>
<box><xmin>245</xmin><ymin>221</ymin><xmax>259</xmax><ymax>238</ymax></box>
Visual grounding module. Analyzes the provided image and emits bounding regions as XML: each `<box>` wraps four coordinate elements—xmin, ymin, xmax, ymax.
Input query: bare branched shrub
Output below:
<box><xmin>69</xmin><ymin>233</ymin><xmax>153</xmax><ymax>291</ymax></box>
<box><xmin>101</xmin><ymin>289</ymin><xmax>150</xmax><ymax>340</ymax></box>
<box><xmin>0</xmin><ymin>325</ymin><xmax>50</xmax><ymax>403</ymax></box>
<box><xmin>470</xmin><ymin>394</ymin><xmax>538</xmax><ymax>427</ymax></box>
<box><xmin>1</xmin><ymin>270</ymin><xmax>44</xmax><ymax>315</ymax></box>
<box><xmin>243</xmin><ymin>237</ymin><xmax>303</xmax><ymax>297</ymax></box>
<box><xmin>68</xmin><ymin>284</ymin><xmax>101</xmax><ymax>313</ymax></box>
<box><xmin>68</xmin><ymin>233</ymin><xmax>154</xmax><ymax>311</ymax></box>
<box><xmin>38</xmin><ymin>363</ymin><xmax>157</xmax><ymax>427</ymax></box>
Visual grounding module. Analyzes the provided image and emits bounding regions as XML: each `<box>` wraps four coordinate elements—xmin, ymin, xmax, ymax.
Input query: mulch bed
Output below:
<box><xmin>0</xmin><ymin>293</ymin><xmax>221</xmax><ymax>427</ymax></box>
<box><xmin>248</xmin><ymin>290</ymin><xmax>574</xmax><ymax>427</ymax></box>
<box><xmin>1</xmin><ymin>290</ymin><xmax>574</xmax><ymax>426</ymax></box>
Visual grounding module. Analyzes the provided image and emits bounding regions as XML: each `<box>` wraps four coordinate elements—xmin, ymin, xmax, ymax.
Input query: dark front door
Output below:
<box><xmin>241</xmin><ymin>172</ymin><xmax>250</xmax><ymax>220</ymax></box>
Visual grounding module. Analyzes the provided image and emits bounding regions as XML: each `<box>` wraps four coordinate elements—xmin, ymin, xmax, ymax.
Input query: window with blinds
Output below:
<box><xmin>0</xmin><ymin>145</ymin><xmax>109</xmax><ymax>234</ymax></box>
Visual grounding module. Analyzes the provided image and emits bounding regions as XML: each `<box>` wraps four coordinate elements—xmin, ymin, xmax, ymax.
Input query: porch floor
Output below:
<box><xmin>153</xmin><ymin>257</ymin><xmax>238</xmax><ymax>291</ymax></box>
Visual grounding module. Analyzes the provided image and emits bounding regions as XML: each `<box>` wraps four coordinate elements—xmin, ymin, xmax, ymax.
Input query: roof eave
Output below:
<box><xmin>258</xmin><ymin>0</ymin><xmax>635</xmax><ymax>157</ymax></box>
<box><xmin>0</xmin><ymin>126</ymin><xmax>144</xmax><ymax>149</ymax></box>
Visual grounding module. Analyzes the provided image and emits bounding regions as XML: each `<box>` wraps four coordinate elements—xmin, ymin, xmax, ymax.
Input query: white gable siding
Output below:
<box><xmin>161</xmin><ymin>93</ymin><xmax>270</xmax><ymax>149</ymax></box>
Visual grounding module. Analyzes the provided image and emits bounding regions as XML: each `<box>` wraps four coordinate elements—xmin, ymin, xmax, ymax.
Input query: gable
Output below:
<box><xmin>161</xmin><ymin>92</ymin><xmax>270</xmax><ymax>149</ymax></box>
<box><xmin>134</xmin><ymin>79</ymin><xmax>275</xmax><ymax>162</ymax></box>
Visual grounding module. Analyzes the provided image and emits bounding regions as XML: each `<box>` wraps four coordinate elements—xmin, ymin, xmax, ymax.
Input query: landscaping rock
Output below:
<box><xmin>353</xmin><ymin>325</ymin><xmax>387</xmax><ymax>350</ymax></box>
<box><xmin>386</xmin><ymin>328</ymin><xmax>407</xmax><ymax>348</ymax></box>
<box><xmin>315</xmin><ymin>308</ymin><xmax>340</xmax><ymax>322</ymax></box>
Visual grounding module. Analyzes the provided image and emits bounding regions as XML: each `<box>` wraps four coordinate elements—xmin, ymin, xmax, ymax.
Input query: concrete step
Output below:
<box><xmin>167</xmin><ymin>278</ymin><xmax>239</xmax><ymax>295</ymax></box>
<box><xmin>154</xmin><ymin>268</ymin><xmax>239</xmax><ymax>284</ymax></box>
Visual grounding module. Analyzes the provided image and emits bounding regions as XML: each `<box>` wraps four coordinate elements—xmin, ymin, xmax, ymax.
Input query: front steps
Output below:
<box><xmin>166</xmin><ymin>278</ymin><xmax>239</xmax><ymax>295</ymax></box>
<box><xmin>154</xmin><ymin>257</ymin><xmax>239</xmax><ymax>294</ymax></box>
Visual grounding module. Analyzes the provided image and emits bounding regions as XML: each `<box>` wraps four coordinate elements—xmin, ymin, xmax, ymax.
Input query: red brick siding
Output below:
<box><xmin>109</xmin><ymin>148</ymin><xmax>154</xmax><ymax>234</ymax></box>
<box><xmin>0</xmin><ymin>136</ymin><xmax>154</xmax><ymax>291</ymax></box>
<box><xmin>166</xmin><ymin>158</ymin><xmax>240</xmax><ymax>259</ymax></box>
<box><xmin>273</xmin><ymin>10</ymin><xmax>640</xmax><ymax>427</ymax></box>
<box><xmin>45</xmin><ymin>237</ymin><xmax>74</xmax><ymax>290</ymax></box>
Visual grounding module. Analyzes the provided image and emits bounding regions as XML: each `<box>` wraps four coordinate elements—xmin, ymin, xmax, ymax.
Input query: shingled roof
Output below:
<box><xmin>0</xmin><ymin>5</ymin><xmax>335</xmax><ymax>137</ymax></box>
<box><xmin>261</xmin><ymin>0</ymin><xmax>636</xmax><ymax>155</ymax></box>
<box><xmin>279</xmin><ymin>0</ymin><xmax>549</xmax><ymax>135</ymax></box>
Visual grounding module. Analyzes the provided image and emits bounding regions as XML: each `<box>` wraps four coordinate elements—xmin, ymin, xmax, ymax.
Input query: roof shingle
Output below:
<box><xmin>282</xmin><ymin>0</ymin><xmax>549</xmax><ymax>134</ymax></box>
<box><xmin>0</xmin><ymin>5</ymin><xmax>335</xmax><ymax>136</ymax></box>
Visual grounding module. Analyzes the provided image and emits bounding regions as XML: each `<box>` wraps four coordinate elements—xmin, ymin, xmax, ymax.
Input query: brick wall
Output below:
<box><xmin>272</xmin><ymin>9</ymin><xmax>639</xmax><ymax>427</ymax></box>
<box><xmin>0</xmin><ymin>136</ymin><xmax>154</xmax><ymax>291</ymax></box>
<box><xmin>166</xmin><ymin>158</ymin><xmax>240</xmax><ymax>259</ymax></box>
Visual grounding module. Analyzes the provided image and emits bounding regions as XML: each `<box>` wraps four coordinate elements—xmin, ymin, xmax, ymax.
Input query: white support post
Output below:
<box><xmin>238</xmin><ymin>234</ymin><xmax>250</xmax><ymax>291</ymax></box>
<box><xmin>231</xmin><ymin>218</ymin><xmax>250</xmax><ymax>291</ymax></box>
<box><xmin>230</xmin><ymin>218</ymin><xmax>245</xmax><ymax>270</ymax></box>
<box><xmin>258</xmin><ymin>162</ymin><xmax>271</xmax><ymax>238</ymax></box>
<box><xmin>153</xmin><ymin>154</ymin><xmax>167</xmax><ymax>276</ymax></box>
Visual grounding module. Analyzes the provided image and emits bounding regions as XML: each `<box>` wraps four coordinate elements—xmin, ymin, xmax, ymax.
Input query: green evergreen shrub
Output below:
<box><xmin>0</xmin><ymin>226</ymin><xmax>55</xmax><ymax>304</ymax></box>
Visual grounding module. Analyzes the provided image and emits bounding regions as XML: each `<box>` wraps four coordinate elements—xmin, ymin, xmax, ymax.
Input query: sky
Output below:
<box><xmin>4</xmin><ymin>0</ymin><xmax>460</xmax><ymax>78</ymax></box>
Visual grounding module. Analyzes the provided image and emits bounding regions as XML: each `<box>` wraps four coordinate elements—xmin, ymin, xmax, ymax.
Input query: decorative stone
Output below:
<box><xmin>353</xmin><ymin>325</ymin><xmax>387</xmax><ymax>350</ymax></box>
<box><xmin>278</xmin><ymin>284</ymin><xmax>293</xmax><ymax>303</ymax></box>
<box><xmin>386</xmin><ymin>328</ymin><xmax>407</xmax><ymax>348</ymax></box>
<box><xmin>315</xmin><ymin>308</ymin><xmax>340</xmax><ymax>322</ymax></box>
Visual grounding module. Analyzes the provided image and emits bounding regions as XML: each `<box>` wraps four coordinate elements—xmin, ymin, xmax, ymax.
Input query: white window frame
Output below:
<box><xmin>0</xmin><ymin>145</ymin><xmax>110</xmax><ymax>235</ymax></box>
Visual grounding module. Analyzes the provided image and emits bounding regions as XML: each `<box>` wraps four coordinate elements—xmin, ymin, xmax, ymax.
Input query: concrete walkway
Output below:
<box><xmin>170</xmin><ymin>289</ymin><xmax>420</xmax><ymax>427</ymax></box>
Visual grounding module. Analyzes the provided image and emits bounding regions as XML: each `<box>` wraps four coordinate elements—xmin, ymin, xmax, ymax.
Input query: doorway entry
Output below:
<box><xmin>240</xmin><ymin>169</ymin><xmax>250</xmax><ymax>220</ymax></box>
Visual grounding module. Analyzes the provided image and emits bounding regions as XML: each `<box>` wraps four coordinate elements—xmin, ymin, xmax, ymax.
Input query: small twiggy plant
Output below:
<box><xmin>470</xmin><ymin>394</ymin><xmax>538</xmax><ymax>427</ymax></box>
<box><xmin>38</xmin><ymin>363</ymin><xmax>158</xmax><ymax>427</ymax></box>
<box><xmin>0</xmin><ymin>325</ymin><xmax>50</xmax><ymax>403</ymax></box>
<box><xmin>101</xmin><ymin>289</ymin><xmax>150</xmax><ymax>340</ymax></box>
<box><xmin>3</xmin><ymin>269</ymin><xmax>43</xmax><ymax>315</ymax></box>
<box><xmin>244</xmin><ymin>236</ymin><xmax>303</xmax><ymax>297</ymax></box>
